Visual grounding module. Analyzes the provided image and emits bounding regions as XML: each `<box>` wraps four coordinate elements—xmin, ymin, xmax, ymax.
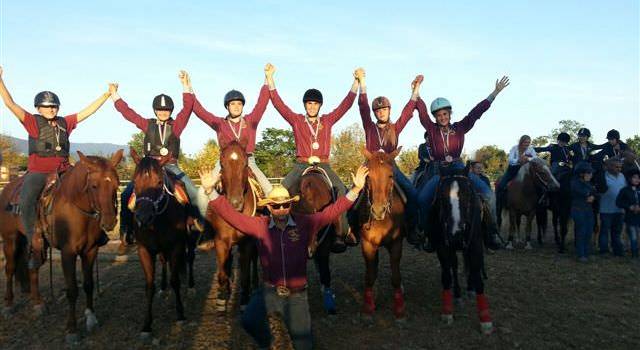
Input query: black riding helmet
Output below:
<box><xmin>557</xmin><ymin>132</ymin><xmax>570</xmax><ymax>143</ymax></box>
<box><xmin>303</xmin><ymin>89</ymin><xmax>323</xmax><ymax>104</ymax></box>
<box><xmin>606</xmin><ymin>129</ymin><xmax>620</xmax><ymax>140</ymax></box>
<box><xmin>34</xmin><ymin>91</ymin><xmax>60</xmax><ymax>108</ymax></box>
<box><xmin>224</xmin><ymin>90</ymin><xmax>245</xmax><ymax>108</ymax></box>
<box><xmin>152</xmin><ymin>94</ymin><xmax>174</xmax><ymax>111</ymax></box>
<box><xmin>578</xmin><ymin>128</ymin><xmax>591</xmax><ymax>138</ymax></box>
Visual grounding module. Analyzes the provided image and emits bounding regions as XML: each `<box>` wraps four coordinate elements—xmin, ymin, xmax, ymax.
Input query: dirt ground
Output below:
<box><xmin>1</xmin><ymin>227</ymin><xmax>639</xmax><ymax>350</ymax></box>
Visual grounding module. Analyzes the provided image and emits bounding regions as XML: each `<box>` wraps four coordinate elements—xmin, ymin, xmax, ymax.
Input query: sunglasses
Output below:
<box><xmin>271</xmin><ymin>203</ymin><xmax>291</xmax><ymax>210</ymax></box>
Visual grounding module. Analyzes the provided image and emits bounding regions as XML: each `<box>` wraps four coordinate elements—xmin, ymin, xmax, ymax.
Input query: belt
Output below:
<box><xmin>266</xmin><ymin>283</ymin><xmax>307</xmax><ymax>297</ymax></box>
<box><xmin>554</xmin><ymin>161</ymin><xmax>570</xmax><ymax>167</ymax></box>
<box><xmin>297</xmin><ymin>157</ymin><xmax>329</xmax><ymax>164</ymax></box>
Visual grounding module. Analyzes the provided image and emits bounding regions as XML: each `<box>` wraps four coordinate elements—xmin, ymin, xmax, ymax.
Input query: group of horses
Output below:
<box><xmin>10</xmin><ymin>141</ymin><xmax>604</xmax><ymax>343</ymax></box>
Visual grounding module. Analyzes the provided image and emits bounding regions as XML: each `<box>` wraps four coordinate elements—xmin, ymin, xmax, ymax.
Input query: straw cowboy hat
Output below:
<box><xmin>257</xmin><ymin>185</ymin><xmax>300</xmax><ymax>207</ymax></box>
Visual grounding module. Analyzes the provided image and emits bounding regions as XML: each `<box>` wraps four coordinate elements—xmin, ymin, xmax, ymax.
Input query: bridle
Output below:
<box><xmin>365</xmin><ymin>171</ymin><xmax>395</xmax><ymax>222</ymax></box>
<box><xmin>133</xmin><ymin>171</ymin><xmax>171</xmax><ymax>220</ymax></box>
<box><xmin>72</xmin><ymin>165</ymin><xmax>113</xmax><ymax>221</ymax></box>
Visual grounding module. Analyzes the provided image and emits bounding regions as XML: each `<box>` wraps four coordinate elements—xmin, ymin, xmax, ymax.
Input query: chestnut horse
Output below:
<box><xmin>206</xmin><ymin>141</ymin><xmax>259</xmax><ymax>312</ymax></box>
<box><xmin>0</xmin><ymin>150</ymin><xmax>123</xmax><ymax>343</ymax></box>
<box><xmin>354</xmin><ymin>149</ymin><xmax>406</xmax><ymax>320</ymax></box>
<box><xmin>428</xmin><ymin>166</ymin><xmax>493</xmax><ymax>334</ymax></box>
<box><xmin>129</xmin><ymin>149</ymin><xmax>190</xmax><ymax>340</ymax></box>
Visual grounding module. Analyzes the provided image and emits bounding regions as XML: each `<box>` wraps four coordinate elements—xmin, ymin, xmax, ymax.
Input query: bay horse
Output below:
<box><xmin>503</xmin><ymin>158</ymin><xmax>559</xmax><ymax>249</ymax></box>
<box><xmin>129</xmin><ymin>149</ymin><xmax>190</xmax><ymax>340</ymax></box>
<box><xmin>206</xmin><ymin>141</ymin><xmax>259</xmax><ymax>312</ymax></box>
<box><xmin>0</xmin><ymin>150</ymin><xmax>123</xmax><ymax>343</ymax></box>
<box><xmin>428</xmin><ymin>165</ymin><xmax>493</xmax><ymax>334</ymax></box>
<box><xmin>293</xmin><ymin>159</ymin><xmax>345</xmax><ymax>314</ymax></box>
<box><xmin>354</xmin><ymin>148</ymin><xmax>406</xmax><ymax>321</ymax></box>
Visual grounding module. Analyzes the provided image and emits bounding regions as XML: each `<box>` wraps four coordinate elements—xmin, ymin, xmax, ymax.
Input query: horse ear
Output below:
<box><xmin>389</xmin><ymin>146</ymin><xmax>402</xmax><ymax>160</ymax></box>
<box><xmin>110</xmin><ymin>149</ymin><xmax>124</xmax><ymax>168</ymax></box>
<box><xmin>130</xmin><ymin>148</ymin><xmax>141</xmax><ymax>165</ymax></box>
<box><xmin>361</xmin><ymin>147</ymin><xmax>373</xmax><ymax>160</ymax></box>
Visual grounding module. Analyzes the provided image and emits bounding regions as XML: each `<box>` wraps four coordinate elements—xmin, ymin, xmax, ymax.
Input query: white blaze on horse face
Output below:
<box><xmin>449</xmin><ymin>180</ymin><xmax>462</xmax><ymax>235</ymax></box>
<box><xmin>230</xmin><ymin>152</ymin><xmax>238</xmax><ymax>161</ymax></box>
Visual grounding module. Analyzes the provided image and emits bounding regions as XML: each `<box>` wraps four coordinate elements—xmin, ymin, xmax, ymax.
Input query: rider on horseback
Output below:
<box><xmin>198</xmin><ymin>165</ymin><xmax>369</xmax><ymax>350</ymax></box>
<box><xmin>190</xmin><ymin>64</ymin><xmax>274</xmax><ymax>200</ymax></box>
<box><xmin>534</xmin><ymin>132</ymin><xmax>573</xmax><ymax>180</ymax></box>
<box><xmin>496</xmin><ymin>135</ymin><xmax>537</xmax><ymax>194</ymax></box>
<box><xmin>593</xmin><ymin>129</ymin><xmax>629</xmax><ymax>171</ymax></box>
<box><xmin>415</xmin><ymin>76</ymin><xmax>511</xmax><ymax>250</ymax></box>
<box><xmin>569</xmin><ymin>128</ymin><xmax>605</xmax><ymax>167</ymax></box>
<box><xmin>266</xmin><ymin>64</ymin><xmax>360</xmax><ymax>250</ymax></box>
<box><xmin>354</xmin><ymin>68</ymin><xmax>422</xmax><ymax>242</ymax></box>
<box><xmin>0</xmin><ymin>66</ymin><xmax>112</xmax><ymax>268</ymax></box>
<box><xmin>110</xmin><ymin>71</ymin><xmax>205</xmax><ymax>245</ymax></box>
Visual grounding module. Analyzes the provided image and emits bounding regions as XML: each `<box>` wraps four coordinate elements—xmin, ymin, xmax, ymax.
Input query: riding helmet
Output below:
<box><xmin>557</xmin><ymin>132</ymin><xmax>571</xmax><ymax>143</ymax></box>
<box><xmin>303</xmin><ymin>89</ymin><xmax>323</xmax><ymax>104</ymax></box>
<box><xmin>606</xmin><ymin>129</ymin><xmax>620</xmax><ymax>140</ymax></box>
<box><xmin>577</xmin><ymin>128</ymin><xmax>591</xmax><ymax>138</ymax></box>
<box><xmin>430</xmin><ymin>97</ymin><xmax>452</xmax><ymax>114</ymax></box>
<box><xmin>34</xmin><ymin>91</ymin><xmax>60</xmax><ymax>108</ymax></box>
<box><xmin>372</xmin><ymin>96</ymin><xmax>391</xmax><ymax>111</ymax></box>
<box><xmin>152</xmin><ymin>94</ymin><xmax>174</xmax><ymax>111</ymax></box>
<box><xmin>224</xmin><ymin>90</ymin><xmax>245</xmax><ymax>108</ymax></box>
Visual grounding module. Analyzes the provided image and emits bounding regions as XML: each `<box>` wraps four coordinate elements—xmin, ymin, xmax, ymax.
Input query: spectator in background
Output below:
<box><xmin>571</xmin><ymin>162</ymin><xmax>597</xmax><ymax>262</ymax></box>
<box><xmin>616</xmin><ymin>169</ymin><xmax>640</xmax><ymax>258</ymax></box>
<box><xmin>470</xmin><ymin>161</ymin><xmax>491</xmax><ymax>188</ymax></box>
<box><xmin>496</xmin><ymin>135</ymin><xmax>537</xmax><ymax>194</ymax></box>
<box><xmin>596</xmin><ymin>158</ymin><xmax>627</xmax><ymax>256</ymax></box>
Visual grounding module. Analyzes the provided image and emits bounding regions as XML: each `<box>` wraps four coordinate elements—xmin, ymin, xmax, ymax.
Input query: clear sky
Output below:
<box><xmin>1</xmin><ymin>0</ymin><xmax>638</xmax><ymax>157</ymax></box>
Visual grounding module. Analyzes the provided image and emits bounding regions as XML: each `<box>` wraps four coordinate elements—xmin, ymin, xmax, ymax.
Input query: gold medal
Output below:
<box><xmin>445</xmin><ymin>155</ymin><xmax>453</xmax><ymax>162</ymax></box>
<box><xmin>312</xmin><ymin>141</ymin><xmax>320</xmax><ymax>150</ymax></box>
<box><xmin>55</xmin><ymin>145</ymin><xmax>62</xmax><ymax>152</ymax></box>
<box><xmin>160</xmin><ymin>147</ymin><xmax>169</xmax><ymax>156</ymax></box>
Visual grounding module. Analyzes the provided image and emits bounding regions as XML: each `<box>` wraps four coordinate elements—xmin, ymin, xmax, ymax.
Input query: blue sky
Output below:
<box><xmin>1</xmin><ymin>0</ymin><xmax>638</xmax><ymax>157</ymax></box>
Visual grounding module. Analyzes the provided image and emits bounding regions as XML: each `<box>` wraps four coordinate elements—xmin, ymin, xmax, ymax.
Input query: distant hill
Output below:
<box><xmin>2</xmin><ymin>135</ymin><xmax>128</xmax><ymax>157</ymax></box>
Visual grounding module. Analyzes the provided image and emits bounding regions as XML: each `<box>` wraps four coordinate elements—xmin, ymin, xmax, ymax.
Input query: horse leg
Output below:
<box><xmin>387</xmin><ymin>237</ymin><xmax>405</xmax><ymax>320</ymax></box>
<box><xmin>81</xmin><ymin>247</ymin><xmax>99</xmax><ymax>333</ymax></box>
<box><xmin>214</xmin><ymin>241</ymin><xmax>231</xmax><ymax>312</ymax></box>
<box><xmin>525</xmin><ymin>214</ymin><xmax>534</xmax><ymax>249</ymax></box>
<box><xmin>137</xmin><ymin>245</ymin><xmax>156</xmax><ymax>338</ymax></box>
<box><xmin>187</xmin><ymin>236</ymin><xmax>196</xmax><ymax>291</ymax></box>
<box><xmin>61</xmin><ymin>251</ymin><xmax>79</xmax><ymax>343</ymax></box>
<box><xmin>2</xmin><ymin>236</ymin><xmax>16</xmax><ymax>316</ymax></box>
<box><xmin>314</xmin><ymin>229</ymin><xmax>336</xmax><ymax>314</ymax></box>
<box><xmin>451</xmin><ymin>253</ymin><xmax>463</xmax><ymax>306</ymax></box>
<box><xmin>436</xmin><ymin>247</ymin><xmax>454</xmax><ymax>324</ymax></box>
<box><xmin>159</xmin><ymin>255</ymin><xmax>168</xmax><ymax>296</ymax></box>
<box><xmin>361</xmin><ymin>239</ymin><xmax>379</xmax><ymax>317</ymax></box>
<box><xmin>467</xmin><ymin>243</ymin><xmax>493</xmax><ymax>335</ymax></box>
<box><xmin>507</xmin><ymin>210</ymin><xmax>516</xmax><ymax>249</ymax></box>
<box><xmin>170</xmin><ymin>247</ymin><xmax>186</xmax><ymax>323</ymax></box>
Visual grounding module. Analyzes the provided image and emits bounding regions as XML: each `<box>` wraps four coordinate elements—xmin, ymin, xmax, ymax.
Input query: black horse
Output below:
<box><xmin>549</xmin><ymin>166</ymin><xmax>573</xmax><ymax>252</ymax></box>
<box><xmin>428</xmin><ymin>166</ymin><xmax>494</xmax><ymax>335</ymax></box>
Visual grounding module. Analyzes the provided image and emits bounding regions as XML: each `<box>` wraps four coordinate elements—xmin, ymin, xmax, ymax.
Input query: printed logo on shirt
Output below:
<box><xmin>287</xmin><ymin>229</ymin><xmax>300</xmax><ymax>242</ymax></box>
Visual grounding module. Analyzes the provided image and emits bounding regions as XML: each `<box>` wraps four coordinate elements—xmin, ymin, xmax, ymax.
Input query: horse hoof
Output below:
<box><xmin>32</xmin><ymin>304</ymin><xmax>46</xmax><ymax>317</ymax></box>
<box><xmin>65</xmin><ymin>333</ymin><xmax>80</xmax><ymax>345</ymax></box>
<box><xmin>176</xmin><ymin>319</ymin><xmax>186</xmax><ymax>327</ymax></box>
<box><xmin>360</xmin><ymin>312</ymin><xmax>374</xmax><ymax>324</ymax></box>
<box><xmin>395</xmin><ymin>317</ymin><xmax>407</xmax><ymax>326</ymax></box>
<box><xmin>455</xmin><ymin>298</ymin><xmax>464</xmax><ymax>307</ymax></box>
<box><xmin>441</xmin><ymin>313</ymin><xmax>454</xmax><ymax>325</ymax></box>
<box><xmin>139</xmin><ymin>332</ymin><xmax>152</xmax><ymax>343</ymax></box>
<box><xmin>505</xmin><ymin>242</ymin><xmax>514</xmax><ymax>250</ymax></box>
<box><xmin>480</xmin><ymin>321</ymin><xmax>494</xmax><ymax>335</ymax></box>
<box><xmin>215</xmin><ymin>298</ymin><xmax>227</xmax><ymax>312</ymax></box>
<box><xmin>524</xmin><ymin>242</ymin><xmax>533</xmax><ymax>250</ymax></box>
<box><xmin>85</xmin><ymin>309</ymin><xmax>99</xmax><ymax>332</ymax></box>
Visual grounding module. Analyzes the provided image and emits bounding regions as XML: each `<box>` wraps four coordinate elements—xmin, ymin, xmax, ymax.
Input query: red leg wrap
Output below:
<box><xmin>476</xmin><ymin>294</ymin><xmax>492</xmax><ymax>323</ymax></box>
<box><xmin>442</xmin><ymin>289</ymin><xmax>453</xmax><ymax>315</ymax></box>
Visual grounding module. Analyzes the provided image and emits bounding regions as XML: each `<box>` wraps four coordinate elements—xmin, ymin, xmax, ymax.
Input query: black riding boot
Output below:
<box><xmin>97</xmin><ymin>230</ymin><xmax>110</xmax><ymax>247</ymax></box>
<box><xmin>485</xmin><ymin>222</ymin><xmax>503</xmax><ymax>250</ymax></box>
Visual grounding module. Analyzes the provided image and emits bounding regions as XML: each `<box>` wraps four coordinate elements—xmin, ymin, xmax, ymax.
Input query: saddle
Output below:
<box><xmin>214</xmin><ymin>170</ymin><xmax>264</xmax><ymax>200</ymax></box>
<box><xmin>6</xmin><ymin>171</ymin><xmax>64</xmax><ymax>217</ymax></box>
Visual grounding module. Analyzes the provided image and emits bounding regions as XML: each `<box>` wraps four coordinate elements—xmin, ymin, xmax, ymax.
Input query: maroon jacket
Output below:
<box><xmin>209</xmin><ymin>194</ymin><xmax>355</xmax><ymax>290</ymax></box>
<box><xmin>269</xmin><ymin>88</ymin><xmax>356</xmax><ymax>162</ymax></box>
<box><xmin>193</xmin><ymin>85</ymin><xmax>269</xmax><ymax>153</ymax></box>
<box><xmin>114</xmin><ymin>93</ymin><xmax>194</xmax><ymax>137</ymax></box>
<box><xmin>416</xmin><ymin>97</ymin><xmax>491</xmax><ymax>161</ymax></box>
<box><xmin>359</xmin><ymin>93</ymin><xmax>416</xmax><ymax>153</ymax></box>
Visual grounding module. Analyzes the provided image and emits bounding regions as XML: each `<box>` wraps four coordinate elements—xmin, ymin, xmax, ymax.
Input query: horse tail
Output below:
<box><xmin>15</xmin><ymin>234</ymin><xmax>30</xmax><ymax>292</ymax></box>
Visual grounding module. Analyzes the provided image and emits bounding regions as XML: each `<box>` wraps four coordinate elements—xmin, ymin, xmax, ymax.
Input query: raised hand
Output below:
<box><xmin>354</xmin><ymin>67</ymin><xmax>365</xmax><ymax>82</ymax></box>
<box><xmin>411</xmin><ymin>74</ymin><xmax>424</xmax><ymax>90</ymax></box>
<box><xmin>198</xmin><ymin>167</ymin><xmax>220</xmax><ymax>193</ymax></box>
<box><xmin>108</xmin><ymin>83</ymin><xmax>119</xmax><ymax>95</ymax></box>
<box><xmin>0</xmin><ymin>66</ymin><xmax>3</xmax><ymax>79</ymax></box>
<box><xmin>264</xmin><ymin>63</ymin><xmax>276</xmax><ymax>78</ymax></box>
<box><xmin>494</xmin><ymin>76</ymin><xmax>510</xmax><ymax>94</ymax></box>
<box><xmin>351</xmin><ymin>165</ymin><xmax>370</xmax><ymax>191</ymax></box>
<box><xmin>179</xmin><ymin>70</ymin><xmax>190</xmax><ymax>86</ymax></box>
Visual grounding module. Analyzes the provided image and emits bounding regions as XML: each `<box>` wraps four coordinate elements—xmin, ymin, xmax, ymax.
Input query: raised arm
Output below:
<box><xmin>76</xmin><ymin>87</ymin><xmax>111</xmax><ymax>123</ymax></box>
<box><xmin>109</xmin><ymin>83</ymin><xmax>149</xmax><ymax>131</ymax></box>
<box><xmin>357</xmin><ymin>69</ymin><xmax>374</xmax><ymax>128</ymax></box>
<box><xmin>245</xmin><ymin>79</ymin><xmax>270</xmax><ymax>125</ymax></box>
<box><xmin>265</xmin><ymin>63</ymin><xmax>299</xmax><ymax>125</ymax></box>
<box><xmin>171</xmin><ymin>70</ymin><xmax>195</xmax><ymax>137</ymax></box>
<box><xmin>395</xmin><ymin>75</ymin><xmax>422</xmax><ymax>133</ymax></box>
<box><xmin>416</xmin><ymin>97</ymin><xmax>437</xmax><ymax>133</ymax></box>
<box><xmin>323</xmin><ymin>68</ymin><xmax>359</xmax><ymax>125</ymax></box>
<box><xmin>0</xmin><ymin>67</ymin><xmax>27</xmax><ymax>122</ymax></box>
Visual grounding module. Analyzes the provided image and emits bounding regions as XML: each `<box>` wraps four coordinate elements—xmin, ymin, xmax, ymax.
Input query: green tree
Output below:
<box><xmin>549</xmin><ymin>119</ymin><xmax>585</xmax><ymax>143</ymax></box>
<box><xmin>474</xmin><ymin>145</ymin><xmax>507</xmax><ymax>181</ymax></box>
<box><xmin>397</xmin><ymin>147</ymin><xmax>419</xmax><ymax>176</ymax></box>
<box><xmin>127</xmin><ymin>131</ymin><xmax>145</xmax><ymax>156</ymax></box>
<box><xmin>0</xmin><ymin>134</ymin><xmax>28</xmax><ymax>171</ymax></box>
<box><xmin>254</xmin><ymin>128</ymin><xmax>296</xmax><ymax>178</ymax></box>
<box><xmin>330</xmin><ymin>123</ymin><xmax>365</xmax><ymax>184</ymax></box>
<box><xmin>532</xmin><ymin>136</ymin><xmax>549</xmax><ymax>147</ymax></box>
<box><xmin>626</xmin><ymin>135</ymin><xmax>640</xmax><ymax>155</ymax></box>
<box><xmin>180</xmin><ymin>139</ymin><xmax>220</xmax><ymax>178</ymax></box>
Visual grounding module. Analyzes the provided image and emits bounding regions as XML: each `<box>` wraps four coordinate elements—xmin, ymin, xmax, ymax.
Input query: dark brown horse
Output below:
<box><xmin>294</xmin><ymin>160</ymin><xmax>344</xmax><ymax>314</ymax></box>
<box><xmin>503</xmin><ymin>158</ymin><xmax>559</xmax><ymax>249</ymax></box>
<box><xmin>428</xmin><ymin>166</ymin><xmax>493</xmax><ymax>334</ymax></box>
<box><xmin>129</xmin><ymin>149</ymin><xmax>190</xmax><ymax>340</ymax></box>
<box><xmin>206</xmin><ymin>141</ymin><xmax>259</xmax><ymax>312</ymax></box>
<box><xmin>0</xmin><ymin>150</ymin><xmax>123</xmax><ymax>343</ymax></box>
<box><xmin>355</xmin><ymin>148</ymin><xmax>406</xmax><ymax>321</ymax></box>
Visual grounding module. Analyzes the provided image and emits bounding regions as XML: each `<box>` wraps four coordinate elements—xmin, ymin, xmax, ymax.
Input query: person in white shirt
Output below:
<box><xmin>497</xmin><ymin>135</ymin><xmax>537</xmax><ymax>193</ymax></box>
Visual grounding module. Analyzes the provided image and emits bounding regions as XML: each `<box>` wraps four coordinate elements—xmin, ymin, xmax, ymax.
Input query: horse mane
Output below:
<box><xmin>133</xmin><ymin>156</ymin><xmax>162</xmax><ymax>179</ymax></box>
